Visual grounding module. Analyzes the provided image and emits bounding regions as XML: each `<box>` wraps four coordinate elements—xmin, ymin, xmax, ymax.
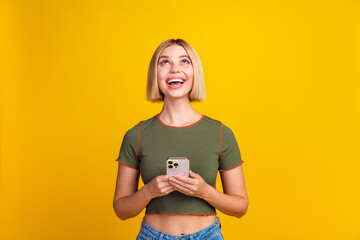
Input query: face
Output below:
<box><xmin>157</xmin><ymin>44</ymin><xmax>194</xmax><ymax>100</ymax></box>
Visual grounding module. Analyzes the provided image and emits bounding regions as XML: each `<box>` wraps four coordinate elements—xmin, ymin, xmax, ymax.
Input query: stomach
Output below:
<box><xmin>143</xmin><ymin>214</ymin><xmax>217</xmax><ymax>235</ymax></box>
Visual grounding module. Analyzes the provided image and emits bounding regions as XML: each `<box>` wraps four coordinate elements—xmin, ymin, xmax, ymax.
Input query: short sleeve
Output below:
<box><xmin>218</xmin><ymin>124</ymin><xmax>243</xmax><ymax>171</ymax></box>
<box><xmin>115</xmin><ymin>125</ymin><xmax>139</xmax><ymax>169</ymax></box>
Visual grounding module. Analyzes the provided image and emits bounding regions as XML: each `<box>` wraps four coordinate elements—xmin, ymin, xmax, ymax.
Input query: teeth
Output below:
<box><xmin>167</xmin><ymin>79</ymin><xmax>184</xmax><ymax>84</ymax></box>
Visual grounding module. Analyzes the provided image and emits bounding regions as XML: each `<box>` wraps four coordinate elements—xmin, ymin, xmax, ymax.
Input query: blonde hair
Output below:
<box><xmin>147</xmin><ymin>39</ymin><xmax>206</xmax><ymax>102</ymax></box>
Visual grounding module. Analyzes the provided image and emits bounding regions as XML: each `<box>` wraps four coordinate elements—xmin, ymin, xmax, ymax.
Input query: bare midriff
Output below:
<box><xmin>143</xmin><ymin>214</ymin><xmax>217</xmax><ymax>235</ymax></box>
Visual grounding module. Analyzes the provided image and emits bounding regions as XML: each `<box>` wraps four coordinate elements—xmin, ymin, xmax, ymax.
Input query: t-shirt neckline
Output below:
<box><xmin>155</xmin><ymin>114</ymin><xmax>205</xmax><ymax>129</ymax></box>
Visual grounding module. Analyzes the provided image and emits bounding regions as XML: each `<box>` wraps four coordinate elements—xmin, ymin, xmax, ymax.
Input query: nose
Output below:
<box><xmin>170</xmin><ymin>63</ymin><xmax>181</xmax><ymax>73</ymax></box>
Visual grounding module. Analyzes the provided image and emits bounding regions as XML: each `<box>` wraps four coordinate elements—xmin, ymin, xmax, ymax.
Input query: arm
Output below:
<box><xmin>113</xmin><ymin>163</ymin><xmax>174</xmax><ymax>220</ymax></box>
<box><xmin>169</xmin><ymin>165</ymin><xmax>249</xmax><ymax>218</ymax></box>
<box><xmin>209</xmin><ymin>165</ymin><xmax>249</xmax><ymax>218</ymax></box>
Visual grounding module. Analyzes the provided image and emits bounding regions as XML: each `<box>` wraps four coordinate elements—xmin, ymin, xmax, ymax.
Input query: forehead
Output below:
<box><xmin>159</xmin><ymin>44</ymin><xmax>188</xmax><ymax>57</ymax></box>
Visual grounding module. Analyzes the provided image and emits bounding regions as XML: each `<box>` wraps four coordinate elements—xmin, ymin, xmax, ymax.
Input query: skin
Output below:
<box><xmin>113</xmin><ymin>44</ymin><xmax>249</xmax><ymax>235</ymax></box>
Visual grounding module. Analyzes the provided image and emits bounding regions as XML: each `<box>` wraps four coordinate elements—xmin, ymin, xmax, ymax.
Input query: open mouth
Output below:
<box><xmin>166</xmin><ymin>78</ymin><xmax>185</xmax><ymax>86</ymax></box>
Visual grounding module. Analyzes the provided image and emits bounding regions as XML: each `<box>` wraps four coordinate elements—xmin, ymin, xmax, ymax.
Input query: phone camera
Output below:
<box><xmin>168</xmin><ymin>161</ymin><xmax>173</xmax><ymax>164</ymax></box>
<box><xmin>174</xmin><ymin>163</ymin><xmax>179</xmax><ymax>167</ymax></box>
<box><xmin>168</xmin><ymin>165</ymin><xmax>173</xmax><ymax>168</ymax></box>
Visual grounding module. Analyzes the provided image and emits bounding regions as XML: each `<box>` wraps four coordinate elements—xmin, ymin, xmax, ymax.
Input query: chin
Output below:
<box><xmin>164</xmin><ymin>93</ymin><xmax>191</xmax><ymax>100</ymax></box>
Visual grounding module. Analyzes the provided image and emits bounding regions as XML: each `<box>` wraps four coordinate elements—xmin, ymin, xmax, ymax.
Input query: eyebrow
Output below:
<box><xmin>158</xmin><ymin>55</ymin><xmax>190</xmax><ymax>60</ymax></box>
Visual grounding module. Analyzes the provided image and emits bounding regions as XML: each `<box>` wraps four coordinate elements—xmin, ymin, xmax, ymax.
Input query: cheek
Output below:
<box><xmin>186</xmin><ymin>67</ymin><xmax>194</xmax><ymax>78</ymax></box>
<box><xmin>156</xmin><ymin>70</ymin><xmax>161</xmax><ymax>80</ymax></box>
<box><xmin>157</xmin><ymin>68</ymin><xmax>167</xmax><ymax>81</ymax></box>
<box><xmin>157</xmin><ymin>75</ymin><xmax>166</xmax><ymax>92</ymax></box>
<box><xmin>187</xmin><ymin>71</ymin><xmax>194</xmax><ymax>83</ymax></box>
<box><xmin>157</xmin><ymin>78</ymin><xmax>164</xmax><ymax>90</ymax></box>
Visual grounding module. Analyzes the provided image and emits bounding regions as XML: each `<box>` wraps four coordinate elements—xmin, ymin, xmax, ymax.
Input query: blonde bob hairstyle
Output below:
<box><xmin>147</xmin><ymin>39</ymin><xmax>206</xmax><ymax>102</ymax></box>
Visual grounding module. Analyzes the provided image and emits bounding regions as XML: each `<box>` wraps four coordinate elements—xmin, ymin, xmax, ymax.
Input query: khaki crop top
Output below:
<box><xmin>115</xmin><ymin>114</ymin><xmax>243</xmax><ymax>215</ymax></box>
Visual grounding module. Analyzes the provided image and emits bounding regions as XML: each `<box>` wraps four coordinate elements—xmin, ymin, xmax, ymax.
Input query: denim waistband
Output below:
<box><xmin>139</xmin><ymin>217</ymin><xmax>221</xmax><ymax>240</ymax></box>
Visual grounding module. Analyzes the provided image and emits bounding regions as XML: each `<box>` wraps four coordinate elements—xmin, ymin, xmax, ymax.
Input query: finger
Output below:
<box><xmin>157</xmin><ymin>175</ymin><xmax>172</xmax><ymax>181</ymax></box>
<box><xmin>169</xmin><ymin>177</ymin><xmax>196</xmax><ymax>193</ymax></box>
<box><xmin>171</xmin><ymin>176</ymin><xmax>198</xmax><ymax>191</ymax></box>
<box><xmin>189</xmin><ymin>170</ymin><xmax>200</xmax><ymax>179</ymax></box>
<box><xmin>161</xmin><ymin>185</ymin><xmax>174</xmax><ymax>194</ymax></box>
<box><xmin>172</xmin><ymin>175</ymin><xmax>197</xmax><ymax>185</ymax></box>
<box><xmin>159</xmin><ymin>179</ymin><xmax>173</xmax><ymax>186</ymax></box>
<box><xmin>169</xmin><ymin>180</ymin><xmax>193</xmax><ymax>195</ymax></box>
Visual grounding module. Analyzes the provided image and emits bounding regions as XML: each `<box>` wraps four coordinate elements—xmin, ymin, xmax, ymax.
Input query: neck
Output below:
<box><xmin>158</xmin><ymin>96</ymin><xmax>202</xmax><ymax>127</ymax></box>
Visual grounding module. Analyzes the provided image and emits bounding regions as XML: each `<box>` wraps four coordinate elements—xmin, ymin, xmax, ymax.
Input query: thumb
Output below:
<box><xmin>189</xmin><ymin>170</ymin><xmax>200</xmax><ymax>178</ymax></box>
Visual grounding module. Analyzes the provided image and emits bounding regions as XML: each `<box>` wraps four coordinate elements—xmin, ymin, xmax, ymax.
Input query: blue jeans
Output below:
<box><xmin>136</xmin><ymin>217</ymin><xmax>224</xmax><ymax>240</ymax></box>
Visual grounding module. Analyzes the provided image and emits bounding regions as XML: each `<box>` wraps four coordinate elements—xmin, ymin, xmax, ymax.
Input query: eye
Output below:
<box><xmin>160</xmin><ymin>60</ymin><xmax>169</xmax><ymax>65</ymax></box>
<box><xmin>181</xmin><ymin>59</ymin><xmax>190</xmax><ymax>64</ymax></box>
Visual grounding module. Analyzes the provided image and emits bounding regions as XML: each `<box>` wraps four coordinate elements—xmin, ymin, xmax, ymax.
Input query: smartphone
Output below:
<box><xmin>166</xmin><ymin>157</ymin><xmax>190</xmax><ymax>177</ymax></box>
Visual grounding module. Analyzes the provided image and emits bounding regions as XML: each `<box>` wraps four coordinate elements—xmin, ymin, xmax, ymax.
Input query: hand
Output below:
<box><xmin>144</xmin><ymin>175</ymin><xmax>174</xmax><ymax>199</ymax></box>
<box><xmin>169</xmin><ymin>170</ymin><xmax>210</xmax><ymax>199</ymax></box>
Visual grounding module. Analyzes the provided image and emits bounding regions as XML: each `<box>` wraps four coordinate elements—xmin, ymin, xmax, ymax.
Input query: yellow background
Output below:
<box><xmin>1</xmin><ymin>0</ymin><xmax>359</xmax><ymax>239</ymax></box>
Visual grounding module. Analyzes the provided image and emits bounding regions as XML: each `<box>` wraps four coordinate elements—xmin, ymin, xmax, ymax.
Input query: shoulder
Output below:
<box><xmin>121</xmin><ymin>116</ymin><xmax>154</xmax><ymax>146</ymax></box>
<box><xmin>203</xmin><ymin>116</ymin><xmax>234</xmax><ymax>133</ymax></box>
<box><xmin>122</xmin><ymin>122</ymin><xmax>138</xmax><ymax>137</ymax></box>
<box><xmin>201</xmin><ymin>115</ymin><xmax>222</xmax><ymax>127</ymax></box>
<box><xmin>204</xmin><ymin>116</ymin><xmax>239</xmax><ymax>144</ymax></box>
<box><xmin>222</xmin><ymin>123</ymin><xmax>235</xmax><ymax>137</ymax></box>
<box><xmin>124</xmin><ymin>115</ymin><xmax>157</xmax><ymax>137</ymax></box>
<box><xmin>138</xmin><ymin>115</ymin><xmax>157</xmax><ymax>130</ymax></box>
<box><xmin>121</xmin><ymin>124</ymin><xmax>138</xmax><ymax>145</ymax></box>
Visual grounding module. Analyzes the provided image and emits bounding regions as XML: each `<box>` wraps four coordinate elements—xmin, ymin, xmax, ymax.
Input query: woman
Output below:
<box><xmin>113</xmin><ymin>39</ymin><xmax>248</xmax><ymax>240</ymax></box>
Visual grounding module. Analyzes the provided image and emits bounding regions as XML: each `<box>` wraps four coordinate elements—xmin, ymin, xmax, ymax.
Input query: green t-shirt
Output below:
<box><xmin>116</xmin><ymin>114</ymin><xmax>243</xmax><ymax>215</ymax></box>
